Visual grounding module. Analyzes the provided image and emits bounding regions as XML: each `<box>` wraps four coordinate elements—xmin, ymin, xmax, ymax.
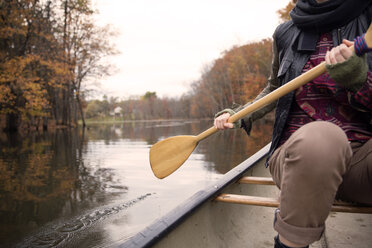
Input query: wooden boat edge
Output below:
<box><xmin>118</xmin><ymin>143</ymin><xmax>271</xmax><ymax>248</ymax></box>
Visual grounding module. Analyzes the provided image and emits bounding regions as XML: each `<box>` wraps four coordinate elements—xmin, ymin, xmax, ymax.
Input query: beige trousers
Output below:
<box><xmin>268</xmin><ymin>121</ymin><xmax>372</xmax><ymax>246</ymax></box>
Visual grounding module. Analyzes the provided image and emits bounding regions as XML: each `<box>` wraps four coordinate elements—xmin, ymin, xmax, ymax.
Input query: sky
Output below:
<box><xmin>91</xmin><ymin>0</ymin><xmax>291</xmax><ymax>99</ymax></box>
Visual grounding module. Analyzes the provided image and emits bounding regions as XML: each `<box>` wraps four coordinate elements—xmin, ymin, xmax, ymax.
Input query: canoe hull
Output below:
<box><xmin>153</xmin><ymin>156</ymin><xmax>278</xmax><ymax>248</ymax></box>
<box><xmin>120</xmin><ymin>144</ymin><xmax>278</xmax><ymax>248</ymax></box>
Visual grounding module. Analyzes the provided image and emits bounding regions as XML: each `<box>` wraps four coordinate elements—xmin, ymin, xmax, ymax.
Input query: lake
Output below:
<box><xmin>0</xmin><ymin>119</ymin><xmax>272</xmax><ymax>247</ymax></box>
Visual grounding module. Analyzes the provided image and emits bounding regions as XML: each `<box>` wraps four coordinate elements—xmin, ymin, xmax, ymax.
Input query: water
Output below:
<box><xmin>0</xmin><ymin>119</ymin><xmax>272</xmax><ymax>247</ymax></box>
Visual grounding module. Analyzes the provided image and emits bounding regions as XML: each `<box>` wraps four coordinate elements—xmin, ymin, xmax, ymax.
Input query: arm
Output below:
<box><xmin>214</xmin><ymin>39</ymin><xmax>280</xmax><ymax>132</ymax></box>
<box><xmin>325</xmin><ymin>39</ymin><xmax>372</xmax><ymax>112</ymax></box>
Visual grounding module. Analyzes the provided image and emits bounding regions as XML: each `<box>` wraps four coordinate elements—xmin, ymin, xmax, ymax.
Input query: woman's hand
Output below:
<box><xmin>325</xmin><ymin>39</ymin><xmax>353</xmax><ymax>65</ymax></box>
<box><xmin>214</xmin><ymin>112</ymin><xmax>234</xmax><ymax>130</ymax></box>
<box><xmin>325</xmin><ymin>39</ymin><xmax>368</xmax><ymax>92</ymax></box>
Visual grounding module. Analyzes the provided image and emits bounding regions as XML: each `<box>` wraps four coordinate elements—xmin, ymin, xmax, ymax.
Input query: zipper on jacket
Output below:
<box><xmin>337</xmin><ymin>28</ymin><xmax>342</xmax><ymax>45</ymax></box>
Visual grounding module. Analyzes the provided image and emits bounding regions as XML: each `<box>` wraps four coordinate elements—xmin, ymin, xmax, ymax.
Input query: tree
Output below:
<box><xmin>187</xmin><ymin>39</ymin><xmax>273</xmax><ymax>119</ymax></box>
<box><xmin>0</xmin><ymin>0</ymin><xmax>63</xmax><ymax>130</ymax></box>
<box><xmin>277</xmin><ymin>0</ymin><xmax>297</xmax><ymax>22</ymax></box>
<box><xmin>0</xmin><ymin>0</ymin><xmax>117</xmax><ymax>131</ymax></box>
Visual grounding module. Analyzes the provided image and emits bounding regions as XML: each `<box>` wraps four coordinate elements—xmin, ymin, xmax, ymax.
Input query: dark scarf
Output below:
<box><xmin>290</xmin><ymin>0</ymin><xmax>372</xmax><ymax>51</ymax></box>
<box><xmin>291</xmin><ymin>0</ymin><xmax>371</xmax><ymax>33</ymax></box>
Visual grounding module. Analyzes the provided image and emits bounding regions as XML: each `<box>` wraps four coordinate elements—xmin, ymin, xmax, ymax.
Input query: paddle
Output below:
<box><xmin>150</xmin><ymin>23</ymin><xmax>372</xmax><ymax>179</ymax></box>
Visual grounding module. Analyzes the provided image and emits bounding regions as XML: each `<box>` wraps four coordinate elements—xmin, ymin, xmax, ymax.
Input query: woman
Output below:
<box><xmin>214</xmin><ymin>1</ymin><xmax>372</xmax><ymax>247</ymax></box>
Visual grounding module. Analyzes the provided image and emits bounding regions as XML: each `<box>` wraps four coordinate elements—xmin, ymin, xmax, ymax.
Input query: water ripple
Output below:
<box><xmin>17</xmin><ymin>193</ymin><xmax>153</xmax><ymax>248</ymax></box>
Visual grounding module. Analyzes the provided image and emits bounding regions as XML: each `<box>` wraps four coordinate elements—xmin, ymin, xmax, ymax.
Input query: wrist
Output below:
<box><xmin>326</xmin><ymin>53</ymin><xmax>368</xmax><ymax>92</ymax></box>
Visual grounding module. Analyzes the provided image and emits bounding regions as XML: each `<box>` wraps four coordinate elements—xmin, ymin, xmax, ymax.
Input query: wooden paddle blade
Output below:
<box><xmin>150</xmin><ymin>135</ymin><xmax>198</xmax><ymax>179</ymax></box>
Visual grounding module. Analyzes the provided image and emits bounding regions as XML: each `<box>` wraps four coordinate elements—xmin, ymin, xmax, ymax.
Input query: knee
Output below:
<box><xmin>289</xmin><ymin>121</ymin><xmax>349</xmax><ymax>157</ymax></box>
<box><xmin>285</xmin><ymin>121</ymin><xmax>352</xmax><ymax>175</ymax></box>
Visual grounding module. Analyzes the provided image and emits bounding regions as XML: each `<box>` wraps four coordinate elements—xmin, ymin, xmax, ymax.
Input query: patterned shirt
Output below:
<box><xmin>280</xmin><ymin>33</ymin><xmax>372</xmax><ymax>145</ymax></box>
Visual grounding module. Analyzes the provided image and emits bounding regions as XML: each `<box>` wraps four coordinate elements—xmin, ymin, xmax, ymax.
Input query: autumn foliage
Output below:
<box><xmin>277</xmin><ymin>0</ymin><xmax>296</xmax><ymax>22</ymax></box>
<box><xmin>187</xmin><ymin>39</ymin><xmax>273</xmax><ymax>118</ymax></box>
<box><xmin>0</xmin><ymin>0</ymin><xmax>116</xmax><ymax>131</ymax></box>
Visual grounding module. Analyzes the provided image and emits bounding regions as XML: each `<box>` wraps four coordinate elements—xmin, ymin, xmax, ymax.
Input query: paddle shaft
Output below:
<box><xmin>195</xmin><ymin>40</ymin><xmax>361</xmax><ymax>142</ymax></box>
<box><xmin>228</xmin><ymin>60</ymin><xmax>329</xmax><ymax>123</ymax></box>
<box><xmin>196</xmin><ymin>58</ymin><xmax>336</xmax><ymax>142</ymax></box>
<box><xmin>199</xmin><ymin>23</ymin><xmax>372</xmax><ymax>142</ymax></box>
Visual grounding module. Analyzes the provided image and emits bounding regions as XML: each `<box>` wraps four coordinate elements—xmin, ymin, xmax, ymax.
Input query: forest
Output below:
<box><xmin>0</xmin><ymin>0</ymin><xmax>295</xmax><ymax>131</ymax></box>
<box><xmin>0</xmin><ymin>0</ymin><xmax>116</xmax><ymax>131</ymax></box>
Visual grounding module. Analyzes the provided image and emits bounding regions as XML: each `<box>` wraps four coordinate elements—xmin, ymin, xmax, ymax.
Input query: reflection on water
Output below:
<box><xmin>20</xmin><ymin>193</ymin><xmax>152</xmax><ymax>247</ymax></box>
<box><xmin>0</xmin><ymin>119</ymin><xmax>272</xmax><ymax>247</ymax></box>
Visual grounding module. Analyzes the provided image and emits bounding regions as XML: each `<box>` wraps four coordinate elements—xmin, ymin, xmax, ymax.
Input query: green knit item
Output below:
<box><xmin>326</xmin><ymin>53</ymin><xmax>368</xmax><ymax>92</ymax></box>
<box><xmin>214</xmin><ymin>108</ymin><xmax>241</xmax><ymax>129</ymax></box>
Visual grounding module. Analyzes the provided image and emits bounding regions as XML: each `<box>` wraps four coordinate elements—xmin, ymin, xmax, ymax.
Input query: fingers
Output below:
<box><xmin>339</xmin><ymin>43</ymin><xmax>353</xmax><ymax>58</ymax></box>
<box><xmin>325</xmin><ymin>43</ymin><xmax>353</xmax><ymax>65</ymax></box>
<box><xmin>224</xmin><ymin>123</ymin><xmax>234</xmax><ymax>129</ymax></box>
<box><xmin>214</xmin><ymin>113</ymin><xmax>234</xmax><ymax>130</ymax></box>
<box><xmin>325</xmin><ymin>50</ymin><xmax>331</xmax><ymax>65</ymax></box>
<box><xmin>342</xmin><ymin>39</ymin><xmax>354</xmax><ymax>47</ymax></box>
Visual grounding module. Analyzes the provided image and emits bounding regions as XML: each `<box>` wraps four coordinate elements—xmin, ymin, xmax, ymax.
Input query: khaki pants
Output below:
<box><xmin>268</xmin><ymin>121</ymin><xmax>372</xmax><ymax>246</ymax></box>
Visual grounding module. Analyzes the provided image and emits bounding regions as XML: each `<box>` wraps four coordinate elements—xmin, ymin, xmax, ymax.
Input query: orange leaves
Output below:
<box><xmin>0</xmin><ymin>27</ymin><xmax>27</xmax><ymax>39</ymax></box>
<box><xmin>0</xmin><ymin>57</ymin><xmax>22</xmax><ymax>83</ymax></box>
<box><xmin>21</xmin><ymin>80</ymin><xmax>50</xmax><ymax>117</ymax></box>
<box><xmin>188</xmin><ymin>38</ymin><xmax>273</xmax><ymax>117</ymax></box>
<box><xmin>277</xmin><ymin>0</ymin><xmax>297</xmax><ymax>23</ymax></box>
<box><xmin>0</xmin><ymin>49</ymin><xmax>72</xmax><ymax>118</ymax></box>
<box><xmin>242</xmin><ymin>73</ymin><xmax>267</xmax><ymax>103</ymax></box>
<box><xmin>0</xmin><ymin>0</ymin><xmax>116</xmax><ymax>130</ymax></box>
<box><xmin>0</xmin><ymin>85</ymin><xmax>16</xmax><ymax>114</ymax></box>
<box><xmin>0</xmin><ymin>55</ymin><xmax>53</xmax><ymax>117</ymax></box>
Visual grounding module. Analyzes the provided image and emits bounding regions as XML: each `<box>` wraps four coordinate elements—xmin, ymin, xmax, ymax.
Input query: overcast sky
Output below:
<box><xmin>91</xmin><ymin>0</ymin><xmax>290</xmax><ymax>99</ymax></box>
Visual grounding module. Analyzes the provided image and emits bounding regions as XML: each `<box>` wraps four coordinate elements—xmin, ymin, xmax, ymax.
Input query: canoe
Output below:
<box><xmin>120</xmin><ymin>143</ymin><xmax>372</xmax><ymax>248</ymax></box>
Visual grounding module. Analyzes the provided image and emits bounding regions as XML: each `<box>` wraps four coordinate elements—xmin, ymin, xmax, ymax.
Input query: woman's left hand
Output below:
<box><xmin>325</xmin><ymin>39</ymin><xmax>368</xmax><ymax>92</ymax></box>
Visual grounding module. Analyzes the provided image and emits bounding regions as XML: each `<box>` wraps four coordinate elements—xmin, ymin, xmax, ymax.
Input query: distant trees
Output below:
<box><xmin>84</xmin><ymin>39</ymin><xmax>273</xmax><ymax>121</ymax></box>
<box><xmin>187</xmin><ymin>39</ymin><xmax>273</xmax><ymax>119</ymax></box>
<box><xmin>85</xmin><ymin>92</ymin><xmax>187</xmax><ymax>121</ymax></box>
<box><xmin>0</xmin><ymin>0</ymin><xmax>116</xmax><ymax>131</ymax></box>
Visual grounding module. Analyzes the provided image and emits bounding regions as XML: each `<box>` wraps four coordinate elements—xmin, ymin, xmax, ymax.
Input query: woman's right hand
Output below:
<box><xmin>214</xmin><ymin>112</ymin><xmax>234</xmax><ymax>130</ymax></box>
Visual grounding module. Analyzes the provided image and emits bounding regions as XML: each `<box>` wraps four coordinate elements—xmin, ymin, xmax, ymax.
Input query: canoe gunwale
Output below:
<box><xmin>119</xmin><ymin>143</ymin><xmax>271</xmax><ymax>248</ymax></box>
